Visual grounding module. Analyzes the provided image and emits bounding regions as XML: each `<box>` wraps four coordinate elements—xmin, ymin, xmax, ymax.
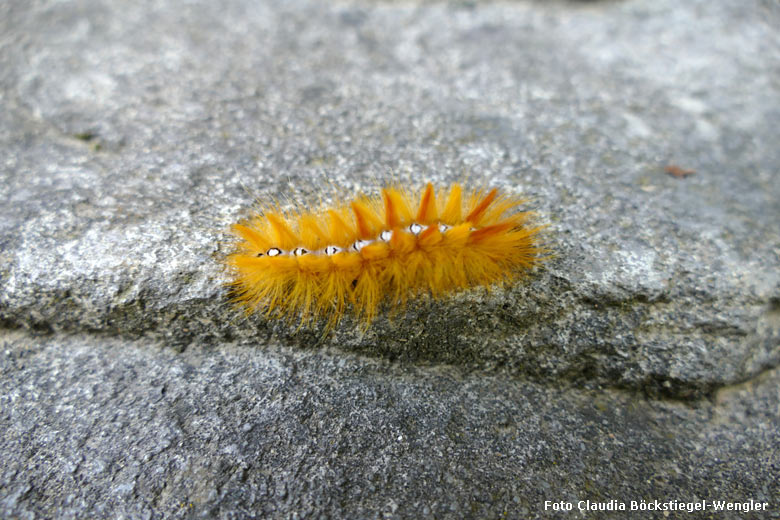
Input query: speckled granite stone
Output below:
<box><xmin>1</xmin><ymin>0</ymin><xmax>778</xmax><ymax>517</ymax></box>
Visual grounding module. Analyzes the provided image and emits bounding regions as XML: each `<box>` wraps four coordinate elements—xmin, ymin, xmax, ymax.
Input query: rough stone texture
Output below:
<box><xmin>0</xmin><ymin>0</ymin><xmax>778</xmax><ymax>518</ymax></box>
<box><xmin>2</xmin><ymin>333</ymin><xmax>778</xmax><ymax>519</ymax></box>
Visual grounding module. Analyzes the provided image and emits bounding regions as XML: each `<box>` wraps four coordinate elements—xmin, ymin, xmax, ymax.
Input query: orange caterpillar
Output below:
<box><xmin>227</xmin><ymin>183</ymin><xmax>545</xmax><ymax>329</ymax></box>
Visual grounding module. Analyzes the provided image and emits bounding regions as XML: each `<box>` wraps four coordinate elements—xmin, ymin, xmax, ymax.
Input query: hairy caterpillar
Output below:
<box><xmin>227</xmin><ymin>183</ymin><xmax>545</xmax><ymax>329</ymax></box>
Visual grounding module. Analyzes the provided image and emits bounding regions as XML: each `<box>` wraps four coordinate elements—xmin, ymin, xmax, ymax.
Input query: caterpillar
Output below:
<box><xmin>226</xmin><ymin>183</ymin><xmax>545</xmax><ymax>329</ymax></box>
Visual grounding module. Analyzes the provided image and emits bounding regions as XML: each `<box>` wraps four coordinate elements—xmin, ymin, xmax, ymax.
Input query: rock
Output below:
<box><xmin>1</xmin><ymin>333</ymin><xmax>778</xmax><ymax>518</ymax></box>
<box><xmin>1</xmin><ymin>0</ymin><xmax>778</xmax><ymax>517</ymax></box>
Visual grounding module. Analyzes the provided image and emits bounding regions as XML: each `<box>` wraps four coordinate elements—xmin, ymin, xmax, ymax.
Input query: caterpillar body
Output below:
<box><xmin>227</xmin><ymin>183</ymin><xmax>544</xmax><ymax>329</ymax></box>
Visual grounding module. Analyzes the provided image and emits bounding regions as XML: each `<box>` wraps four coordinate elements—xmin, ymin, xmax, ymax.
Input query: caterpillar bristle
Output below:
<box><xmin>226</xmin><ymin>183</ymin><xmax>546</xmax><ymax>331</ymax></box>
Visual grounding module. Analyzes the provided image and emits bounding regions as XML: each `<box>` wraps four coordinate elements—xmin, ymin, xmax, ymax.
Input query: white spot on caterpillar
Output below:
<box><xmin>325</xmin><ymin>245</ymin><xmax>341</xmax><ymax>256</ymax></box>
<box><xmin>352</xmin><ymin>239</ymin><xmax>370</xmax><ymax>251</ymax></box>
<box><xmin>380</xmin><ymin>230</ymin><xmax>392</xmax><ymax>242</ymax></box>
<box><xmin>409</xmin><ymin>223</ymin><xmax>423</xmax><ymax>235</ymax></box>
<box><xmin>267</xmin><ymin>248</ymin><xmax>283</xmax><ymax>257</ymax></box>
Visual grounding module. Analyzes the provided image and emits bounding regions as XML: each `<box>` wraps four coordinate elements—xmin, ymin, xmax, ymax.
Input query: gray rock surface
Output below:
<box><xmin>2</xmin><ymin>332</ymin><xmax>778</xmax><ymax>519</ymax></box>
<box><xmin>1</xmin><ymin>0</ymin><xmax>778</xmax><ymax>518</ymax></box>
